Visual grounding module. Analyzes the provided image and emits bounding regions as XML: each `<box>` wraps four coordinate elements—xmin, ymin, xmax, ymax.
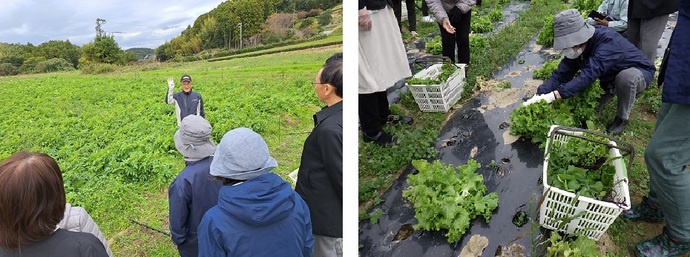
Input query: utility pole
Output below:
<box><xmin>96</xmin><ymin>18</ymin><xmax>106</xmax><ymax>38</ymax></box>
<box><xmin>238</xmin><ymin>22</ymin><xmax>243</xmax><ymax>49</ymax></box>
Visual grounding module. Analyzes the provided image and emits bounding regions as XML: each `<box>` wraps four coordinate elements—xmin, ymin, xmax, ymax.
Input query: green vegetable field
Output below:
<box><xmin>0</xmin><ymin>46</ymin><xmax>340</xmax><ymax>256</ymax></box>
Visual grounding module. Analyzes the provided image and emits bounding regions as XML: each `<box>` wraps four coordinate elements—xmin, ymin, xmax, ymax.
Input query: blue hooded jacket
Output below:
<box><xmin>537</xmin><ymin>26</ymin><xmax>655</xmax><ymax>98</ymax></box>
<box><xmin>197</xmin><ymin>173</ymin><xmax>314</xmax><ymax>257</ymax></box>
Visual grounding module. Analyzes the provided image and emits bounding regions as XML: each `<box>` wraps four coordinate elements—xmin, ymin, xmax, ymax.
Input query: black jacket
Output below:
<box><xmin>628</xmin><ymin>0</ymin><xmax>679</xmax><ymax>19</ymax></box>
<box><xmin>0</xmin><ymin>229</ymin><xmax>108</xmax><ymax>257</ymax></box>
<box><xmin>295</xmin><ymin>101</ymin><xmax>343</xmax><ymax>238</ymax></box>
<box><xmin>360</xmin><ymin>0</ymin><xmax>393</xmax><ymax>10</ymax></box>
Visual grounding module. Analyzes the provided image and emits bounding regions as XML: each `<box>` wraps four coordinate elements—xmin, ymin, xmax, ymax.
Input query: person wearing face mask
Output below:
<box><xmin>524</xmin><ymin>9</ymin><xmax>655</xmax><ymax>135</ymax></box>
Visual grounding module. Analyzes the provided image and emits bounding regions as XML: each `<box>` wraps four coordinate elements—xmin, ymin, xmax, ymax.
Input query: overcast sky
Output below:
<box><xmin>0</xmin><ymin>0</ymin><xmax>226</xmax><ymax>49</ymax></box>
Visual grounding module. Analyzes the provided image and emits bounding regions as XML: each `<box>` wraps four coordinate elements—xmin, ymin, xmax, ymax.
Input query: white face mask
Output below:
<box><xmin>562</xmin><ymin>47</ymin><xmax>583</xmax><ymax>59</ymax></box>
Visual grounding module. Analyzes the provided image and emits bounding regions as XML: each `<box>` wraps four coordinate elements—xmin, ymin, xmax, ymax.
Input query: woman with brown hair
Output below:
<box><xmin>0</xmin><ymin>151</ymin><xmax>108</xmax><ymax>257</ymax></box>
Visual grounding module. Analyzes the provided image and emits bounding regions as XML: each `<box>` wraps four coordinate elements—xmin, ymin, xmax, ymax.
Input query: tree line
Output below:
<box><xmin>0</xmin><ymin>0</ymin><xmax>340</xmax><ymax>76</ymax></box>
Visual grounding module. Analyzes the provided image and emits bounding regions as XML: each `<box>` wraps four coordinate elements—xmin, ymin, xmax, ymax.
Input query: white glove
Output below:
<box><xmin>167</xmin><ymin>77</ymin><xmax>175</xmax><ymax>88</ymax></box>
<box><xmin>523</xmin><ymin>92</ymin><xmax>556</xmax><ymax>106</ymax></box>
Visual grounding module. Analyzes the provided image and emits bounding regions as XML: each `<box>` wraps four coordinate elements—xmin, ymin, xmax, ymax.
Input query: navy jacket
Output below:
<box><xmin>295</xmin><ymin>101</ymin><xmax>343</xmax><ymax>238</ymax></box>
<box><xmin>166</xmin><ymin>90</ymin><xmax>205</xmax><ymax>126</ymax></box>
<box><xmin>537</xmin><ymin>26</ymin><xmax>655</xmax><ymax>98</ymax></box>
<box><xmin>662</xmin><ymin>0</ymin><xmax>690</xmax><ymax>104</ymax></box>
<box><xmin>168</xmin><ymin>156</ymin><xmax>222</xmax><ymax>257</ymax></box>
<box><xmin>198</xmin><ymin>173</ymin><xmax>314</xmax><ymax>257</ymax></box>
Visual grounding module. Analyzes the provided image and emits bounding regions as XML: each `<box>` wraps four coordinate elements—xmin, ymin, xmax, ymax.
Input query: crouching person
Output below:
<box><xmin>197</xmin><ymin>127</ymin><xmax>314</xmax><ymax>257</ymax></box>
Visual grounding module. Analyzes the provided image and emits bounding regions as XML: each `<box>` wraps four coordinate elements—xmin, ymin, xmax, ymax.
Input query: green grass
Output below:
<box><xmin>0</xmin><ymin>47</ymin><xmax>340</xmax><ymax>256</ymax></box>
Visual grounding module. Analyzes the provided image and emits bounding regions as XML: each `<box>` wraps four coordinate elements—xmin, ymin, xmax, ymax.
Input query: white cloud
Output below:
<box><xmin>0</xmin><ymin>0</ymin><xmax>226</xmax><ymax>49</ymax></box>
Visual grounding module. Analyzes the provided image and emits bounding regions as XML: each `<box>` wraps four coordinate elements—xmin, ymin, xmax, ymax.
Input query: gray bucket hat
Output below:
<box><xmin>553</xmin><ymin>9</ymin><xmax>595</xmax><ymax>51</ymax></box>
<box><xmin>174</xmin><ymin>115</ymin><xmax>216</xmax><ymax>159</ymax></box>
<box><xmin>210</xmin><ymin>127</ymin><xmax>278</xmax><ymax>181</ymax></box>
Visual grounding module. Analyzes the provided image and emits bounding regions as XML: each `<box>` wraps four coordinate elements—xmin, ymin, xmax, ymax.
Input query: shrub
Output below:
<box><xmin>35</xmin><ymin>58</ymin><xmax>75</xmax><ymax>73</ymax></box>
<box><xmin>298</xmin><ymin>17</ymin><xmax>316</xmax><ymax>30</ymax></box>
<box><xmin>263</xmin><ymin>13</ymin><xmax>296</xmax><ymax>42</ymax></box>
<box><xmin>0</xmin><ymin>63</ymin><xmax>18</xmax><ymax>76</ymax></box>
<box><xmin>307</xmin><ymin>8</ymin><xmax>322</xmax><ymax>17</ymax></box>
<box><xmin>80</xmin><ymin>63</ymin><xmax>118</xmax><ymax>74</ymax></box>
<box><xmin>318</xmin><ymin>10</ymin><xmax>333</xmax><ymax>26</ymax></box>
<box><xmin>296</xmin><ymin>11</ymin><xmax>309</xmax><ymax>19</ymax></box>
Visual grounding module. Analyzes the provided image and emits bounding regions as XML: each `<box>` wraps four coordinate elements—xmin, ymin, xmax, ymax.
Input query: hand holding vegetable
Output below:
<box><xmin>523</xmin><ymin>91</ymin><xmax>557</xmax><ymax>106</ymax></box>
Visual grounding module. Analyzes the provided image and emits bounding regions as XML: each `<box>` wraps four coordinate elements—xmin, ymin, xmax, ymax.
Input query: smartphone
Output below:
<box><xmin>588</xmin><ymin>10</ymin><xmax>607</xmax><ymax>20</ymax></box>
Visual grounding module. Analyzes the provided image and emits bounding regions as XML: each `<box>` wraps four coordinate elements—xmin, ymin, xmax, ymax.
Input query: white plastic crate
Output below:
<box><xmin>539</xmin><ymin>125</ymin><xmax>631</xmax><ymax>241</ymax></box>
<box><xmin>406</xmin><ymin>63</ymin><xmax>466</xmax><ymax>112</ymax></box>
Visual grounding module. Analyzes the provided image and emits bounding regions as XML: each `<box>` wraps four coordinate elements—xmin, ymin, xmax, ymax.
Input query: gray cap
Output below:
<box><xmin>181</xmin><ymin>74</ymin><xmax>192</xmax><ymax>82</ymax></box>
<box><xmin>553</xmin><ymin>9</ymin><xmax>595</xmax><ymax>50</ymax></box>
<box><xmin>210</xmin><ymin>127</ymin><xmax>278</xmax><ymax>180</ymax></box>
<box><xmin>174</xmin><ymin>115</ymin><xmax>215</xmax><ymax>159</ymax></box>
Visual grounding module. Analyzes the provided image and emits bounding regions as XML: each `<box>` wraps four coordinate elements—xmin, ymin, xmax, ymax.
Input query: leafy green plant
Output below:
<box><xmin>509</xmin><ymin>80</ymin><xmax>603</xmax><ymax>145</ymax></box>
<box><xmin>547</xmin><ymin>233</ymin><xmax>603</xmax><ymax>257</ymax></box>
<box><xmin>546</xmin><ymin>133</ymin><xmax>617</xmax><ymax>200</ymax></box>
<box><xmin>489</xmin><ymin>7</ymin><xmax>504</xmax><ymax>22</ymax></box>
<box><xmin>509</xmin><ymin>101</ymin><xmax>577</xmax><ymax>145</ymax></box>
<box><xmin>406</xmin><ymin>62</ymin><xmax>458</xmax><ymax>85</ymax></box>
<box><xmin>403</xmin><ymin>159</ymin><xmax>499</xmax><ymax>243</ymax></box>
<box><xmin>470</xmin><ymin>34</ymin><xmax>489</xmax><ymax>49</ymax></box>
<box><xmin>537</xmin><ymin>15</ymin><xmax>555</xmax><ymax>47</ymax></box>
<box><xmin>572</xmin><ymin>0</ymin><xmax>602</xmax><ymax>14</ymax></box>
<box><xmin>369</xmin><ymin>209</ymin><xmax>384</xmax><ymax>224</ymax></box>
<box><xmin>471</xmin><ymin>16</ymin><xmax>494</xmax><ymax>33</ymax></box>
<box><xmin>533</xmin><ymin>59</ymin><xmax>560</xmax><ymax>80</ymax></box>
<box><xmin>426</xmin><ymin>36</ymin><xmax>443</xmax><ymax>55</ymax></box>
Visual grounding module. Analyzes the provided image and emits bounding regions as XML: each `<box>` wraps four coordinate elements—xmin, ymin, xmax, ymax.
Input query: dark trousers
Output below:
<box><xmin>422</xmin><ymin>0</ymin><xmax>429</xmax><ymax>16</ymax></box>
<box><xmin>393</xmin><ymin>0</ymin><xmax>417</xmax><ymax>31</ymax></box>
<box><xmin>359</xmin><ymin>91</ymin><xmax>391</xmax><ymax>136</ymax></box>
<box><xmin>439</xmin><ymin>7</ymin><xmax>471</xmax><ymax>64</ymax></box>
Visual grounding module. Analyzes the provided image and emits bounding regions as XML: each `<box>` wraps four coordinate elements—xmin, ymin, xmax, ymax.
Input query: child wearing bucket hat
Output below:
<box><xmin>524</xmin><ymin>9</ymin><xmax>655</xmax><ymax>135</ymax></box>
<box><xmin>168</xmin><ymin>115</ymin><xmax>222</xmax><ymax>257</ymax></box>
<box><xmin>197</xmin><ymin>127</ymin><xmax>314</xmax><ymax>257</ymax></box>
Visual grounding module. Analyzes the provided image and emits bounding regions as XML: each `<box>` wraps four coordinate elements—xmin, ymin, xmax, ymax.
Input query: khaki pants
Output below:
<box><xmin>646</xmin><ymin>103</ymin><xmax>690</xmax><ymax>241</ymax></box>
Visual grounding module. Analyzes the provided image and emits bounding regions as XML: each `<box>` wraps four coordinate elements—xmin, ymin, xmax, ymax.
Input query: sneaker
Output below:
<box><xmin>607</xmin><ymin>117</ymin><xmax>628</xmax><ymax>135</ymax></box>
<box><xmin>387</xmin><ymin>115</ymin><xmax>414</xmax><ymax>125</ymax></box>
<box><xmin>635</xmin><ymin>228</ymin><xmax>690</xmax><ymax>257</ymax></box>
<box><xmin>363</xmin><ymin>131</ymin><xmax>398</xmax><ymax>147</ymax></box>
<box><xmin>410</xmin><ymin>31</ymin><xmax>418</xmax><ymax>37</ymax></box>
<box><xmin>622</xmin><ymin>196</ymin><xmax>665</xmax><ymax>223</ymax></box>
<box><xmin>422</xmin><ymin>16</ymin><xmax>434</xmax><ymax>23</ymax></box>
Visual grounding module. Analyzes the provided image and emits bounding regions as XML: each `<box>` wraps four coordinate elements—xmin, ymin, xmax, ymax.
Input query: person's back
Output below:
<box><xmin>58</xmin><ymin>203</ymin><xmax>113</xmax><ymax>257</ymax></box>
<box><xmin>0</xmin><ymin>152</ymin><xmax>109</xmax><ymax>257</ymax></box>
<box><xmin>197</xmin><ymin>127</ymin><xmax>314</xmax><ymax>257</ymax></box>
<box><xmin>169</xmin><ymin>156</ymin><xmax>222</xmax><ymax>256</ymax></box>
<box><xmin>199</xmin><ymin>173</ymin><xmax>313</xmax><ymax>257</ymax></box>
<box><xmin>169</xmin><ymin>115</ymin><xmax>222</xmax><ymax>257</ymax></box>
<box><xmin>0</xmin><ymin>229</ymin><xmax>108</xmax><ymax>257</ymax></box>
